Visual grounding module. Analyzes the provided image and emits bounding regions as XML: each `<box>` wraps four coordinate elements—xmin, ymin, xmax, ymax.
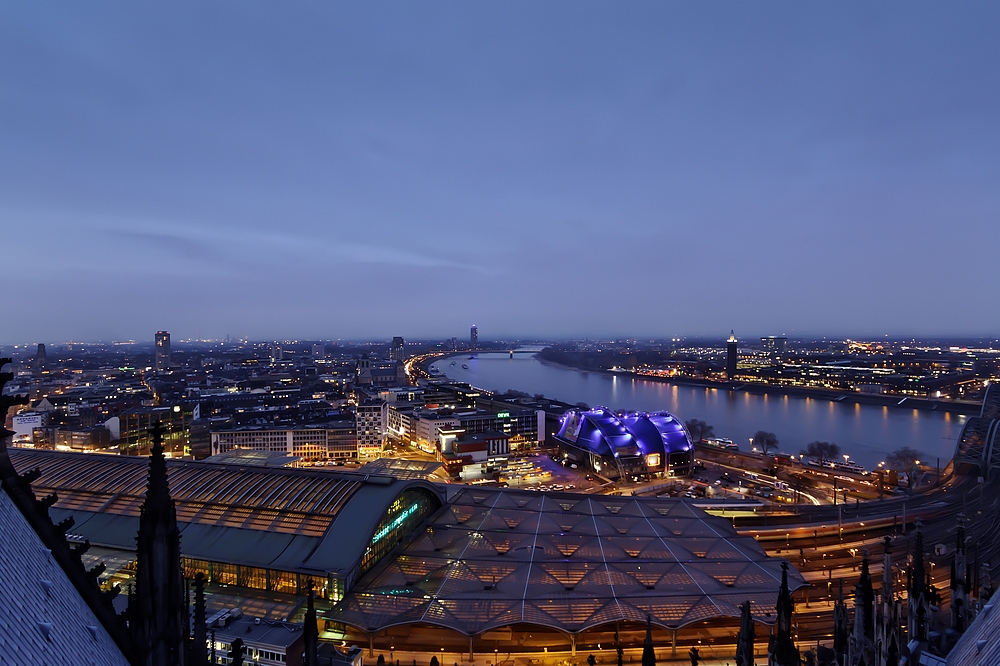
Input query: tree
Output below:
<box><xmin>576</xmin><ymin>402</ymin><xmax>591</xmax><ymax>410</ymax></box>
<box><xmin>886</xmin><ymin>447</ymin><xmax>925</xmax><ymax>472</ymax></box>
<box><xmin>802</xmin><ymin>441</ymin><xmax>840</xmax><ymax>464</ymax></box>
<box><xmin>751</xmin><ymin>431</ymin><xmax>779</xmax><ymax>455</ymax></box>
<box><xmin>685</xmin><ymin>419</ymin><xmax>715</xmax><ymax>443</ymax></box>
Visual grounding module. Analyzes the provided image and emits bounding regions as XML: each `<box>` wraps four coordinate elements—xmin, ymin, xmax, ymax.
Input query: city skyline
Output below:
<box><xmin>3</xmin><ymin>3</ymin><xmax>1000</xmax><ymax>342</ymax></box>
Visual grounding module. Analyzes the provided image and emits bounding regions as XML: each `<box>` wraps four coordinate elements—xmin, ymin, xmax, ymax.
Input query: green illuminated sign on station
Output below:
<box><xmin>372</xmin><ymin>504</ymin><xmax>420</xmax><ymax>544</ymax></box>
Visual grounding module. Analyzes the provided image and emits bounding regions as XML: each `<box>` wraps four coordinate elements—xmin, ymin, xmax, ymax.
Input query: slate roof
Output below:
<box><xmin>0</xmin><ymin>485</ymin><xmax>130</xmax><ymax>666</ymax></box>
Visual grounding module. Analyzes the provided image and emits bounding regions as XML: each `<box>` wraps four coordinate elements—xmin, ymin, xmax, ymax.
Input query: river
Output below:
<box><xmin>429</xmin><ymin>352</ymin><xmax>965</xmax><ymax>470</ymax></box>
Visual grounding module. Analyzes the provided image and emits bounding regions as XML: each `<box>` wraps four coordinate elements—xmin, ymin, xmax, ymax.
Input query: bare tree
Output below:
<box><xmin>685</xmin><ymin>419</ymin><xmax>715</xmax><ymax>443</ymax></box>
<box><xmin>886</xmin><ymin>447</ymin><xmax>925</xmax><ymax>471</ymax></box>
<box><xmin>751</xmin><ymin>431</ymin><xmax>779</xmax><ymax>455</ymax></box>
<box><xmin>802</xmin><ymin>441</ymin><xmax>840</xmax><ymax>464</ymax></box>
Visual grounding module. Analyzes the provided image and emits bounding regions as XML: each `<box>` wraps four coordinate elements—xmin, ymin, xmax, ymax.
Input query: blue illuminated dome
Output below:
<box><xmin>556</xmin><ymin>407</ymin><xmax>693</xmax><ymax>478</ymax></box>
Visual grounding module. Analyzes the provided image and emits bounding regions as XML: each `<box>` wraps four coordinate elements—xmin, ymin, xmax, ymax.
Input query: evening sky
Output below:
<box><xmin>2</xmin><ymin>3</ymin><xmax>999</xmax><ymax>342</ymax></box>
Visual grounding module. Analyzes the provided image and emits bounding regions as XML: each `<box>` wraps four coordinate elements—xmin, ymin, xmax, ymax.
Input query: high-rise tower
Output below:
<box><xmin>390</xmin><ymin>337</ymin><xmax>405</xmax><ymax>361</ymax></box>
<box><xmin>726</xmin><ymin>331</ymin><xmax>738</xmax><ymax>380</ymax></box>
<box><xmin>470</xmin><ymin>325</ymin><xmax>479</xmax><ymax>350</ymax></box>
<box><xmin>33</xmin><ymin>343</ymin><xmax>47</xmax><ymax>371</ymax></box>
<box><xmin>155</xmin><ymin>331</ymin><xmax>171</xmax><ymax>372</ymax></box>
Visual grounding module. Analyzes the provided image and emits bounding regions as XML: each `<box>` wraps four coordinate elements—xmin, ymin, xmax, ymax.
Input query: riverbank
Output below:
<box><xmin>533</xmin><ymin>357</ymin><xmax>981</xmax><ymax>416</ymax></box>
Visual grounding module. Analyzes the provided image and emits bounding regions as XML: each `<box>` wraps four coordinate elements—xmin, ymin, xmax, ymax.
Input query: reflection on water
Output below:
<box><xmin>431</xmin><ymin>353</ymin><xmax>964</xmax><ymax>469</ymax></box>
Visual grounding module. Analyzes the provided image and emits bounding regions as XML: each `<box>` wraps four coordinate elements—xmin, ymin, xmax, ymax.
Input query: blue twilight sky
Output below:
<box><xmin>2</xmin><ymin>3</ymin><xmax>999</xmax><ymax>343</ymax></box>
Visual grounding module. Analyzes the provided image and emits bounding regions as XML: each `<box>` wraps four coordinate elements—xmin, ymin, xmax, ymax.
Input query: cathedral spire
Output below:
<box><xmin>304</xmin><ymin>584</ymin><xmax>319</xmax><ymax>666</ymax></box>
<box><xmin>876</xmin><ymin>537</ymin><xmax>902</xmax><ymax>666</ymax></box>
<box><xmin>191</xmin><ymin>573</ymin><xmax>207</xmax><ymax>666</ymax></box>
<box><xmin>850</xmin><ymin>551</ymin><xmax>875</xmax><ymax>666</ymax></box>
<box><xmin>952</xmin><ymin>516</ymin><xmax>971</xmax><ymax>632</ymax></box>
<box><xmin>907</xmin><ymin>521</ymin><xmax>929</xmax><ymax>644</ymax></box>
<box><xmin>134</xmin><ymin>422</ymin><xmax>187</xmax><ymax>666</ymax></box>
<box><xmin>882</xmin><ymin>537</ymin><xmax>894</xmax><ymax>603</ymax></box>
<box><xmin>771</xmin><ymin>562</ymin><xmax>800</xmax><ymax>666</ymax></box>
<box><xmin>735</xmin><ymin>600</ymin><xmax>754</xmax><ymax>666</ymax></box>
<box><xmin>834</xmin><ymin>579</ymin><xmax>849</xmax><ymax>666</ymax></box>
<box><xmin>641</xmin><ymin>615</ymin><xmax>655</xmax><ymax>666</ymax></box>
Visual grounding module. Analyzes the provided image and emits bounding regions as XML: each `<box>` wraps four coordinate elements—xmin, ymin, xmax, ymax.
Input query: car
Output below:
<box><xmin>713</xmin><ymin>480</ymin><xmax>722</xmax><ymax>486</ymax></box>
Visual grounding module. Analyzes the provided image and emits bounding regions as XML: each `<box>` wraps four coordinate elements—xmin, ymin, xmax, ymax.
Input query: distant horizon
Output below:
<box><xmin>4</xmin><ymin>331</ymin><xmax>999</xmax><ymax>349</ymax></box>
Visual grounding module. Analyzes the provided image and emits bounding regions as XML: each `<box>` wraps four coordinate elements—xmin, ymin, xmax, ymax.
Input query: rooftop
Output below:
<box><xmin>327</xmin><ymin>486</ymin><xmax>805</xmax><ymax>635</ymax></box>
<box><xmin>8</xmin><ymin>448</ymin><xmax>444</xmax><ymax>580</ymax></box>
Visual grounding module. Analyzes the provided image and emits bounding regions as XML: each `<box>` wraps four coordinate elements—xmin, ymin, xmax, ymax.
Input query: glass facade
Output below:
<box><xmin>359</xmin><ymin>488</ymin><xmax>440</xmax><ymax>579</ymax></box>
<box><xmin>119</xmin><ymin>406</ymin><xmax>192</xmax><ymax>456</ymax></box>
<box><xmin>181</xmin><ymin>557</ymin><xmax>340</xmax><ymax>601</ymax></box>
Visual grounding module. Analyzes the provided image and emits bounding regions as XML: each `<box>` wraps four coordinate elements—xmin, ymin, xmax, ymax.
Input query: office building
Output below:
<box><xmin>118</xmin><ymin>405</ymin><xmax>192</xmax><ymax>457</ymax></box>
<box><xmin>470</xmin><ymin>324</ymin><xmax>478</xmax><ymax>349</ymax></box>
<box><xmin>155</xmin><ymin>330</ymin><xmax>171</xmax><ymax>372</ymax></box>
<box><xmin>207</xmin><ymin>609</ymin><xmax>309</xmax><ymax>666</ymax></box>
<box><xmin>727</xmin><ymin>330</ymin><xmax>738</xmax><ymax>380</ymax></box>
<box><xmin>438</xmin><ymin>428</ymin><xmax>510</xmax><ymax>479</ymax></box>
<box><xmin>761</xmin><ymin>336</ymin><xmax>787</xmax><ymax>357</ymax></box>
<box><xmin>210</xmin><ymin>421</ymin><xmax>358</xmax><ymax>462</ymax></box>
<box><xmin>390</xmin><ymin>336</ymin><xmax>405</xmax><ymax>361</ymax></box>
<box><xmin>356</xmin><ymin>400</ymin><xmax>387</xmax><ymax>460</ymax></box>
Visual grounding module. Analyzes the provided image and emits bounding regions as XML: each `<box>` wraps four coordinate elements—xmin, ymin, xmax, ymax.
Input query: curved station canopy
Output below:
<box><xmin>8</xmin><ymin>448</ymin><xmax>444</xmax><ymax>595</ymax></box>
<box><xmin>556</xmin><ymin>407</ymin><xmax>692</xmax><ymax>460</ymax></box>
<box><xmin>327</xmin><ymin>486</ymin><xmax>805</xmax><ymax>636</ymax></box>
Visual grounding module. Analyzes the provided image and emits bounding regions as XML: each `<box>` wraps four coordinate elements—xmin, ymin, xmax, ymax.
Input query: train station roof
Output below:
<box><xmin>326</xmin><ymin>486</ymin><xmax>806</xmax><ymax>635</ymax></box>
<box><xmin>8</xmin><ymin>448</ymin><xmax>443</xmax><ymax>578</ymax></box>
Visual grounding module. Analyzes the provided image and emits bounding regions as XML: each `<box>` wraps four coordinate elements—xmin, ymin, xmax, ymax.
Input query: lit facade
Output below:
<box><xmin>356</xmin><ymin>400</ymin><xmax>387</xmax><ymax>460</ymax></box>
<box><xmin>155</xmin><ymin>331</ymin><xmax>171</xmax><ymax>372</ymax></box>
<box><xmin>210</xmin><ymin>423</ymin><xmax>358</xmax><ymax>462</ymax></box>
<box><xmin>555</xmin><ymin>407</ymin><xmax>693</xmax><ymax>479</ymax></box>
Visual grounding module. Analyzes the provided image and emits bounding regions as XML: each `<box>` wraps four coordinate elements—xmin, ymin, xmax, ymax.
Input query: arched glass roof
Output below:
<box><xmin>326</xmin><ymin>487</ymin><xmax>805</xmax><ymax>635</ymax></box>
